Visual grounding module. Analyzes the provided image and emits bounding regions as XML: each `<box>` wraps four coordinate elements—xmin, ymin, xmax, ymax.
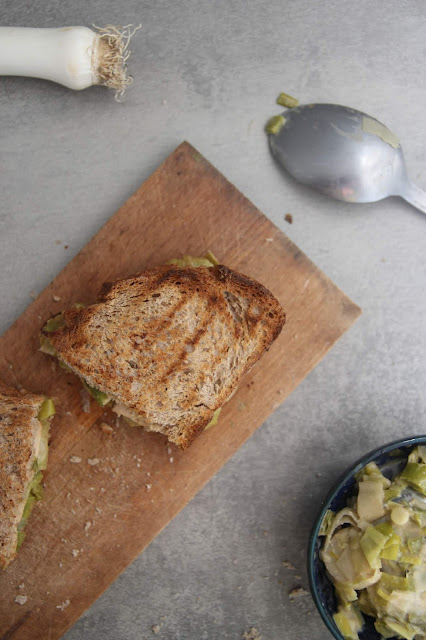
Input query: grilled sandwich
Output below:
<box><xmin>0</xmin><ymin>381</ymin><xmax>54</xmax><ymax>568</ymax></box>
<box><xmin>40</xmin><ymin>258</ymin><xmax>285</xmax><ymax>447</ymax></box>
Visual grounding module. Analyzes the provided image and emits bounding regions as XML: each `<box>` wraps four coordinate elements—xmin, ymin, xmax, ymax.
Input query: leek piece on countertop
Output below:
<box><xmin>276</xmin><ymin>92</ymin><xmax>299</xmax><ymax>108</ymax></box>
<box><xmin>265</xmin><ymin>115</ymin><xmax>286</xmax><ymax>135</ymax></box>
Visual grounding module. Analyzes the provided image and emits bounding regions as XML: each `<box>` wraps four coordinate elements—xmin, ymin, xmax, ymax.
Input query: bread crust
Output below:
<box><xmin>44</xmin><ymin>265</ymin><xmax>285</xmax><ymax>446</ymax></box>
<box><xmin>0</xmin><ymin>382</ymin><xmax>45</xmax><ymax>568</ymax></box>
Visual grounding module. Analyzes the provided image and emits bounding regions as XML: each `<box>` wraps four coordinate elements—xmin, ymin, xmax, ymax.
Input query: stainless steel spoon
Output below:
<box><xmin>268</xmin><ymin>103</ymin><xmax>426</xmax><ymax>214</ymax></box>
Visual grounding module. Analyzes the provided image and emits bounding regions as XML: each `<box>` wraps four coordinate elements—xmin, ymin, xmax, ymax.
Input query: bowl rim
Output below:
<box><xmin>307</xmin><ymin>434</ymin><xmax>426</xmax><ymax>640</ymax></box>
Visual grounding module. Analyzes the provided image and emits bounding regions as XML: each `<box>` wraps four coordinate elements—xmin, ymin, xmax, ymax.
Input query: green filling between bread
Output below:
<box><xmin>16</xmin><ymin>399</ymin><xmax>54</xmax><ymax>550</ymax></box>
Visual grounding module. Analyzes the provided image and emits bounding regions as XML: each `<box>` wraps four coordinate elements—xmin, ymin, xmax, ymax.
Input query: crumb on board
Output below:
<box><xmin>18</xmin><ymin>583</ymin><xmax>25</xmax><ymax>590</ymax></box>
<box><xmin>100</xmin><ymin>487</ymin><xmax>106</xmax><ymax>493</ymax></box>
<box><xmin>88</xmin><ymin>458</ymin><xmax>100</xmax><ymax>466</ymax></box>
<box><xmin>264</xmin><ymin>237</ymin><xmax>273</xmax><ymax>242</ymax></box>
<box><xmin>100</xmin><ymin>423</ymin><xmax>114</xmax><ymax>435</ymax></box>
<box><xmin>53</xmin><ymin>295</ymin><xmax>61</xmax><ymax>302</ymax></box>
<box><xmin>285</xmin><ymin>213</ymin><xmax>293</xmax><ymax>224</ymax></box>
<box><xmin>56</xmin><ymin>599</ymin><xmax>70</xmax><ymax>611</ymax></box>
<box><xmin>242</xmin><ymin>628</ymin><xmax>262</xmax><ymax>640</ymax></box>
<box><xmin>152</xmin><ymin>624</ymin><xmax>161</xmax><ymax>634</ymax></box>
<box><xmin>84</xmin><ymin>521</ymin><xmax>92</xmax><ymax>533</ymax></box>
<box><xmin>71</xmin><ymin>549</ymin><xmax>79</xmax><ymax>558</ymax></box>
<box><xmin>146</xmin><ymin>484</ymin><xmax>152</xmax><ymax>490</ymax></box>
<box><xmin>80</xmin><ymin>388</ymin><xmax>91</xmax><ymax>413</ymax></box>
<box><xmin>69</xmin><ymin>456</ymin><xmax>82</xmax><ymax>464</ymax></box>
<box><xmin>96</xmin><ymin>507</ymin><xmax>102</xmax><ymax>514</ymax></box>
<box><xmin>169</xmin><ymin>457</ymin><xmax>174</xmax><ymax>463</ymax></box>
<box><xmin>282</xmin><ymin>560</ymin><xmax>296</xmax><ymax>570</ymax></box>
<box><xmin>289</xmin><ymin>587</ymin><xmax>309</xmax><ymax>600</ymax></box>
<box><xmin>15</xmin><ymin>595</ymin><xmax>27</xmax><ymax>605</ymax></box>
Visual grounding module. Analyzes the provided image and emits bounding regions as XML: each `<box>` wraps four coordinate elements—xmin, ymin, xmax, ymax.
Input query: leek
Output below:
<box><xmin>0</xmin><ymin>25</ymin><xmax>140</xmax><ymax>99</ymax></box>
<box><xmin>400</xmin><ymin>462</ymin><xmax>426</xmax><ymax>495</ymax></box>
<box><xmin>360</xmin><ymin>527</ymin><xmax>387</xmax><ymax>568</ymax></box>
<box><xmin>357</xmin><ymin>477</ymin><xmax>385</xmax><ymax>522</ymax></box>
<box><xmin>333</xmin><ymin>604</ymin><xmax>364</xmax><ymax>640</ymax></box>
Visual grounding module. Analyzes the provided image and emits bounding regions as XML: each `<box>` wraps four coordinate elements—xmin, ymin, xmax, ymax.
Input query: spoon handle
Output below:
<box><xmin>399</xmin><ymin>182</ymin><xmax>426</xmax><ymax>214</ymax></box>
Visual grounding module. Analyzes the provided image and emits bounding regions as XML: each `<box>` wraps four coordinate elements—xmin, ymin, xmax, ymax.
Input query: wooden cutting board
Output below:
<box><xmin>0</xmin><ymin>142</ymin><xmax>361</xmax><ymax>640</ymax></box>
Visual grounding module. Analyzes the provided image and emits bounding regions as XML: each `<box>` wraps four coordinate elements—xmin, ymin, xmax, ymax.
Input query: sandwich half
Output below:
<box><xmin>41</xmin><ymin>260</ymin><xmax>285</xmax><ymax>447</ymax></box>
<box><xmin>0</xmin><ymin>381</ymin><xmax>54</xmax><ymax>568</ymax></box>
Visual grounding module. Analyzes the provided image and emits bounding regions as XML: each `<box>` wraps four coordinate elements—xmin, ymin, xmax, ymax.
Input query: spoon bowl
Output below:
<box><xmin>269</xmin><ymin>103</ymin><xmax>426</xmax><ymax>214</ymax></box>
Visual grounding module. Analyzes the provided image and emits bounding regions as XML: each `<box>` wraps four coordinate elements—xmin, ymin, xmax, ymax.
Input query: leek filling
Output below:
<box><xmin>16</xmin><ymin>399</ymin><xmax>55</xmax><ymax>550</ymax></box>
<box><xmin>320</xmin><ymin>446</ymin><xmax>426</xmax><ymax>640</ymax></box>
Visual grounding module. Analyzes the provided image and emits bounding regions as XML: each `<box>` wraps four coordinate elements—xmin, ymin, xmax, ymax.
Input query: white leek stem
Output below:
<box><xmin>0</xmin><ymin>25</ymin><xmax>140</xmax><ymax>97</ymax></box>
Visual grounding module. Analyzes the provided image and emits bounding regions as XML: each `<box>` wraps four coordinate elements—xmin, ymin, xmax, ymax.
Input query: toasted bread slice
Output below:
<box><xmin>42</xmin><ymin>264</ymin><xmax>285</xmax><ymax>446</ymax></box>
<box><xmin>0</xmin><ymin>382</ymin><xmax>53</xmax><ymax>569</ymax></box>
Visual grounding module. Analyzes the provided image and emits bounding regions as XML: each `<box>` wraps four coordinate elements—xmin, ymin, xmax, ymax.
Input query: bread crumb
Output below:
<box><xmin>152</xmin><ymin>624</ymin><xmax>161</xmax><ymax>634</ymax></box>
<box><xmin>95</xmin><ymin>507</ymin><xmax>102</xmax><ymax>514</ymax></box>
<box><xmin>18</xmin><ymin>582</ymin><xmax>25</xmax><ymax>589</ymax></box>
<box><xmin>169</xmin><ymin>457</ymin><xmax>173</xmax><ymax>463</ymax></box>
<box><xmin>264</xmin><ymin>237</ymin><xmax>273</xmax><ymax>242</ymax></box>
<box><xmin>15</xmin><ymin>595</ymin><xmax>27</xmax><ymax>605</ymax></box>
<box><xmin>285</xmin><ymin>213</ymin><xmax>293</xmax><ymax>224</ymax></box>
<box><xmin>80</xmin><ymin>389</ymin><xmax>91</xmax><ymax>413</ymax></box>
<box><xmin>56</xmin><ymin>599</ymin><xmax>70</xmax><ymax>611</ymax></box>
<box><xmin>66</xmin><ymin>411</ymin><xmax>72</xmax><ymax>416</ymax></box>
<box><xmin>242</xmin><ymin>628</ymin><xmax>261</xmax><ymax>640</ymax></box>
<box><xmin>87</xmin><ymin>458</ymin><xmax>100</xmax><ymax>466</ymax></box>
<box><xmin>59</xmin><ymin>561</ymin><xmax>63</xmax><ymax>568</ymax></box>
<box><xmin>100</xmin><ymin>423</ymin><xmax>114</xmax><ymax>435</ymax></box>
<box><xmin>53</xmin><ymin>295</ymin><xmax>61</xmax><ymax>302</ymax></box>
<box><xmin>100</xmin><ymin>487</ymin><xmax>106</xmax><ymax>493</ymax></box>
<box><xmin>69</xmin><ymin>456</ymin><xmax>82</xmax><ymax>464</ymax></box>
<box><xmin>71</xmin><ymin>549</ymin><xmax>79</xmax><ymax>557</ymax></box>
<box><xmin>289</xmin><ymin>587</ymin><xmax>309</xmax><ymax>600</ymax></box>
<box><xmin>167</xmin><ymin>447</ymin><xmax>172</xmax><ymax>454</ymax></box>
<box><xmin>30</xmin><ymin>290</ymin><xmax>38</xmax><ymax>300</ymax></box>
<box><xmin>84</xmin><ymin>521</ymin><xmax>92</xmax><ymax>533</ymax></box>
<box><xmin>146</xmin><ymin>484</ymin><xmax>152</xmax><ymax>490</ymax></box>
<box><xmin>282</xmin><ymin>561</ymin><xmax>296</xmax><ymax>570</ymax></box>
<box><xmin>146</xmin><ymin>472</ymin><xmax>151</xmax><ymax>477</ymax></box>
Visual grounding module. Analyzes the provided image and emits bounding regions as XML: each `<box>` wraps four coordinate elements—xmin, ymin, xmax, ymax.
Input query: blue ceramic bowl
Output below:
<box><xmin>307</xmin><ymin>435</ymin><xmax>426</xmax><ymax>640</ymax></box>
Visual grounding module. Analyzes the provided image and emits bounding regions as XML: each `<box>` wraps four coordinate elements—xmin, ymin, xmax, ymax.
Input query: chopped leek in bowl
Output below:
<box><xmin>308</xmin><ymin>436</ymin><xmax>426</xmax><ymax>640</ymax></box>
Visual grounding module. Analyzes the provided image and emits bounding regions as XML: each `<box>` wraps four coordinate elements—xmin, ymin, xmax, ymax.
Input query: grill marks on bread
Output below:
<box><xmin>44</xmin><ymin>265</ymin><xmax>285</xmax><ymax>447</ymax></box>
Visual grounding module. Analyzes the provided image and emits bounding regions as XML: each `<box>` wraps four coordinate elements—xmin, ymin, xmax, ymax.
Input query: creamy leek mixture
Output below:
<box><xmin>320</xmin><ymin>446</ymin><xmax>426</xmax><ymax>640</ymax></box>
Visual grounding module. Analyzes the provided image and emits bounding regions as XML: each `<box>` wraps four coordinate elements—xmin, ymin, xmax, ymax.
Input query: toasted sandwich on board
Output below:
<box><xmin>0</xmin><ymin>381</ymin><xmax>55</xmax><ymax>569</ymax></box>
<box><xmin>40</xmin><ymin>255</ymin><xmax>285</xmax><ymax>447</ymax></box>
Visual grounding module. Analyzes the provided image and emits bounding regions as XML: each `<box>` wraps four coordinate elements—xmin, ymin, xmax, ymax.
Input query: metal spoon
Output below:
<box><xmin>268</xmin><ymin>103</ymin><xmax>426</xmax><ymax>214</ymax></box>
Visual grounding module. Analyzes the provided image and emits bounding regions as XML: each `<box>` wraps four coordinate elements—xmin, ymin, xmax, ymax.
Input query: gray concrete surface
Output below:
<box><xmin>1</xmin><ymin>1</ymin><xmax>426</xmax><ymax>638</ymax></box>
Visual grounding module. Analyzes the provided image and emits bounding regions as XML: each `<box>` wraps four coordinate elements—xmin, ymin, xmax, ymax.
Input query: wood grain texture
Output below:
<box><xmin>0</xmin><ymin>142</ymin><xmax>361</xmax><ymax>640</ymax></box>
